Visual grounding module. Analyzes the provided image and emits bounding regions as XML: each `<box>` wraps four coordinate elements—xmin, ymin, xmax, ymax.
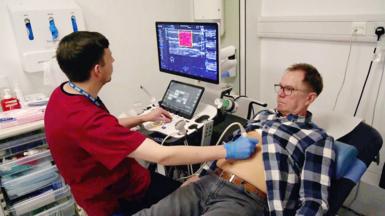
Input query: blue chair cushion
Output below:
<box><xmin>343</xmin><ymin>158</ymin><xmax>367</xmax><ymax>183</ymax></box>
<box><xmin>334</xmin><ymin>141</ymin><xmax>359</xmax><ymax>179</ymax></box>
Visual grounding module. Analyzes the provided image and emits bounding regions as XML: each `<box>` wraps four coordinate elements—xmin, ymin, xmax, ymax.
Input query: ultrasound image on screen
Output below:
<box><xmin>160</xmin><ymin>81</ymin><xmax>204</xmax><ymax>119</ymax></box>
<box><xmin>156</xmin><ymin>22</ymin><xmax>219</xmax><ymax>84</ymax></box>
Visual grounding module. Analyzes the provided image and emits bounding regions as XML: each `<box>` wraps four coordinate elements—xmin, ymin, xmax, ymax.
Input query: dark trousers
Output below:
<box><xmin>132</xmin><ymin>175</ymin><xmax>267</xmax><ymax>216</ymax></box>
<box><xmin>117</xmin><ymin>171</ymin><xmax>181</xmax><ymax>215</ymax></box>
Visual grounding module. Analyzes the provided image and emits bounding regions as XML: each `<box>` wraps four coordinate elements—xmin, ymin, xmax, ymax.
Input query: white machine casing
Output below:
<box><xmin>200</xmin><ymin>119</ymin><xmax>214</xmax><ymax>146</ymax></box>
<box><xmin>199</xmin><ymin>45</ymin><xmax>236</xmax><ymax>107</ymax></box>
<box><xmin>220</xmin><ymin>45</ymin><xmax>237</xmax><ymax>79</ymax></box>
<box><xmin>193</xmin><ymin>0</ymin><xmax>224</xmax><ymax>36</ymax></box>
<box><xmin>142</xmin><ymin>103</ymin><xmax>217</xmax><ymax>139</ymax></box>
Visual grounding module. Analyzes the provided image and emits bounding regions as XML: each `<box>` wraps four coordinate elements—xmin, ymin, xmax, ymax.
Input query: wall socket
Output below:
<box><xmin>352</xmin><ymin>22</ymin><xmax>367</xmax><ymax>35</ymax></box>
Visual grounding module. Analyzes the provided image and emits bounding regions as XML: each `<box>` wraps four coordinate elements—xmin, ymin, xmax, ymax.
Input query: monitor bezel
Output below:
<box><xmin>155</xmin><ymin>21</ymin><xmax>220</xmax><ymax>84</ymax></box>
<box><xmin>159</xmin><ymin>80</ymin><xmax>205</xmax><ymax>119</ymax></box>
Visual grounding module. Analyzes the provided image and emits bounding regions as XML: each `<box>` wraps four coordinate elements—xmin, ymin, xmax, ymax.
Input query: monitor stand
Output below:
<box><xmin>198</xmin><ymin>82</ymin><xmax>232</xmax><ymax>107</ymax></box>
<box><xmin>142</xmin><ymin>103</ymin><xmax>217</xmax><ymax>139</ymax></box>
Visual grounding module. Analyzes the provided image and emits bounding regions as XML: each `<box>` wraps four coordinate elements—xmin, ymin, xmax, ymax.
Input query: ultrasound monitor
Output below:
<box><xmin>156</xmin><ymin>22</ymin><xmax>219</xmax><ymax>84</ymax></box>
<box><xmin>160</xmin><ymin>80</ymin><xmax>205</xmax><ymax>119</ymax></box>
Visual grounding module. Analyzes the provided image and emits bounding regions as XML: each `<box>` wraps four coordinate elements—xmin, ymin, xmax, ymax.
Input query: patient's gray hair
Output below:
<box><xmin>287</xmin><ymin>63</ymin><xmax>323</xmax><ymax>95</ymax></box>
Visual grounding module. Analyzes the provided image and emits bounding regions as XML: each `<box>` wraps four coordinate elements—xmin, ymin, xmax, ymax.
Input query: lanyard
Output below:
<box><xmin>68</xmin><ymin>81</ymin><xmax>101</xmax><ymax>107</ymax></box>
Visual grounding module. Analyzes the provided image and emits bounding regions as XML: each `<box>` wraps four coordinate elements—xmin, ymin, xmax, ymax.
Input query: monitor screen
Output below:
<box><xmin>156</xmin><ymin>22</ymin><xmax>219</xmax><ymax>84</ymax></box>
<box><xmin>160</xmin><ymin>80</ymin><xmax>205</xmax><ymax>119</ymax></box>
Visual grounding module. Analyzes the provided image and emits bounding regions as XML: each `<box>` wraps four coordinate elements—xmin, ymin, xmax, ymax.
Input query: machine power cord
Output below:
<box><xmin>177</xmin><ymin>122</ymin><xmax>246</xmax><ymax>181</ymax></box>
<box><xmin>333</xmin><ymin>31</ymin><xmax>354</xmax><ymax>110</ymax></box>
<box><xmin>370</xmin><ymin>58</ymin><xmax>385</xmax><ymax>126</ymax></box>
<box><xmin>354</xmin><ymin>26</ymin><xmax>385</xmax><ymax>116</ymax></box>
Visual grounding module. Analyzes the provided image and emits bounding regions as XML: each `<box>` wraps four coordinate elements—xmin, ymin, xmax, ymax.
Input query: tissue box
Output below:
<box><xmin>0</xmin><ymin>107</ymin><xmax>45</xmax><ymax>129</ymax></box>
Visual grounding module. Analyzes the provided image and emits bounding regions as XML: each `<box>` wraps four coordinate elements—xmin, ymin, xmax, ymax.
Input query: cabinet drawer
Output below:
<box><xmin>2</xmin><ymin>166</ymin><xmax>60</xmax><ymax>200</ymax></box>
<box><xmin>0</xmin><ymin>150</ymin><xmax>53</xmax><ymax>179</ymax></box>
<box><xmin>34</xmin><ymin>198</ymin><xmax>76</xmax><ymax>216</ymax></box>
<box><xmin>0</xmin><ymin>132</ymin><xmax>47</xmax><ymax>159</ymax></box>
<box><xmin>9</xmin><ymin>186</ymin><xmax>71</xmax><ymax>215</ymax></box>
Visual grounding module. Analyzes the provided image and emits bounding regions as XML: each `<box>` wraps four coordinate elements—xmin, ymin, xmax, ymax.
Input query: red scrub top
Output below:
<box><xmin>44</xmin><ymin>83</ymin><xmax>150</xmax><ymax>216</ymax></box>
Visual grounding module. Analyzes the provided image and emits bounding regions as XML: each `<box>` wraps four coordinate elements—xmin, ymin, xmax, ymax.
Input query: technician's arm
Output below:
<box><xmin>118</xmin><ymin>107</ymin><xmax>172</xmax><ymax>128</ymax></box>
<box><xmin>128</xmin><ymin>136</ymin><xmax>258</xmax><ymax>165</ymax></box>
<box><xmin>129</xmin><ymin>138</ymin><xmax>225</xmax><ymax>165</ymax></box>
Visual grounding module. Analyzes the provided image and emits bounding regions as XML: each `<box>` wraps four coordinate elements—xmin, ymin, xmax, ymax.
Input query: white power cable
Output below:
<box><xmin>346</xmin><ymin>41</ymin><xmax>384</xmax><ymax>209</ymax></box>
<box><xmin>176</xmin><ymin>122</ymin><xmax>246</xmax><ymax>181</ymax></box>
<box><xmin>347</xmin><ymin>182</ymin><xmax>361</xmax><ymax>208</ymax></box>
<box><xmin>158</xmin><ymin>132</ymin><xmax>178</xmax><ymax>176</ymax></box>
<box><xmin>183</xmin><ymin>138</ymin><xmax>194</xmax><ymax>176</ymax></box>
<box><xmin>371</xmin><ymin>59</ymin><xmax>385</xmax><ymax>126</ymax></box>
<box><xmin>160</xmin><ymin>132</ymin><xmax>178</xmax><ymax>146</ymax></box>
<box><xmin>160</xmin><ymin>129</ymin><xmax>195</xmax><ymax>177</ymax></box>
<box><xmin>333</xmin><ymin>32</ymin><xmax>355</xmax><ymax>110</ymax></box>
<box><xmin>215</xmin><ymin>122</ymin><xmax>246</xmax><ymax>146</ymax></box>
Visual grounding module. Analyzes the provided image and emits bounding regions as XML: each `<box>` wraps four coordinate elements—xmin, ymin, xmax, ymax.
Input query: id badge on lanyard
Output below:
<box><xmin>68</xmin><ymin>81</ymin><xmax>101</xmax><ymax>107</ymax></box>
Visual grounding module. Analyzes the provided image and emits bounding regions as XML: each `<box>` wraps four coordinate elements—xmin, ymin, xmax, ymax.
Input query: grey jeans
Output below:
<box><xmin>133</xmin><ymin>175</ymin><xmax>267</xmax><ymax>216</ymax></box>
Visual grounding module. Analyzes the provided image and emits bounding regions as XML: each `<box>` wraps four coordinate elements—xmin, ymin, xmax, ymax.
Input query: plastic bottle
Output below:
<box><xmin>1</xmin><ymin>89</ymin><xmax>21</xmax><ymax>111</ymax></box>
<box><xmin>13</xmin><ymin>83</ymin><xmax>25</xmax><ymax>108</ymax></box>
<box><xmin>0</xmin><ymin>75</ymin><xmax>10</xmax><ymax>111</ymax></box>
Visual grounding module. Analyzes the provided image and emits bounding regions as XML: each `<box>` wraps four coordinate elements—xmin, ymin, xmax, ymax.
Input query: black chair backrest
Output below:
<box><xmin>326</xmin><ymin>122</ymin><xmax>383</xmax><ymax>215</ymax></box>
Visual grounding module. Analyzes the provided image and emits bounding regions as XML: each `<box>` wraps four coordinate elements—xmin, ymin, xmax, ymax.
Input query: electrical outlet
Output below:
<box><xmin>352</xmin><ymin>22</ymin><xmax>367</xmax><ymax>35</ymax></box>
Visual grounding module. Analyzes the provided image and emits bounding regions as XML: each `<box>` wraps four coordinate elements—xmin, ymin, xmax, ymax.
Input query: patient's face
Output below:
<box><xmin>276</xmin><ymin>70</ymin><xmax>313</xmax><ymax>116</ymax></box>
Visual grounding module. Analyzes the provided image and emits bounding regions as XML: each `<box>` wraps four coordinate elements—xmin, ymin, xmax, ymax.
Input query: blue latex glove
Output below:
<box><xmin>224</xmin><ymin>136</ymin><xmax>258</xmax><ymax>160</ymax></box>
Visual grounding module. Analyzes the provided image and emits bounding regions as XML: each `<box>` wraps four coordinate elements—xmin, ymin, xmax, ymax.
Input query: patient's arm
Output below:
<box><xmin>296</xmin><ymin>136</ymin><xmax>335</xmax><ymax>215</ymax></box>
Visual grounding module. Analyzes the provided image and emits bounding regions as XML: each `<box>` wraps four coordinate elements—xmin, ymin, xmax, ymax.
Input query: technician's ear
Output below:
<box><xmin>91</xmin><ymin>64</ymin><xmax>102</xmax><ymax>79</ymax></box>
<box><xmin>305</xmin><ymin>92</ymin><xmax>318</xmax><ymax>106</ymax></box>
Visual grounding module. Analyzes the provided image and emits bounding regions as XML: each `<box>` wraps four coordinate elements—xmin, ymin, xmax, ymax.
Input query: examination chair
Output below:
<box><xmin>326</xmin><ymin>121</ymin><xmax>383</xmax><ymax>215</ymax></box>
<box><xmin>231</xmin><ymin>98</ymin><xmax>383</xmax><ymax>215</ymax></box>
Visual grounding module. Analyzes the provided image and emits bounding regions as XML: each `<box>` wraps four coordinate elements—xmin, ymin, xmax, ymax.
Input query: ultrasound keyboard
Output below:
<box><xmin>142</xmin><ymin>104</ymin><xmax>217</xmax><ymax>139</ymax></box>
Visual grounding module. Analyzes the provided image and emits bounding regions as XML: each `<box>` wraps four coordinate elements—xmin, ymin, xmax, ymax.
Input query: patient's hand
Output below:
<box><xmin>181</xmin><ymin>175</ymin><xmax>200</xmax><ymax>187</ymax></box>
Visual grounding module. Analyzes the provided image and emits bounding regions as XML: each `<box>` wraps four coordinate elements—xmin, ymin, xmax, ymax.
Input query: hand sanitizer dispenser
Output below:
<box><xmin>1</xmin><ymin>89</ymin><xmax>21</xmax><ymax>111</ymax></box>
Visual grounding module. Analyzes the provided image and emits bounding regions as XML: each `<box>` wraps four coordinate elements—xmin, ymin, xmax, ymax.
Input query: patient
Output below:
<box><xmin>134</xmin><ymin>63</ymin><xmax>335</xmax><ymax>216</ymax></box>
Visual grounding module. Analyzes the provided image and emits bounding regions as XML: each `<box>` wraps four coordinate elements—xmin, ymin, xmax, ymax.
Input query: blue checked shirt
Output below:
<box><xmin>246</xmin><ymin>110</ymin><xmax>335</xmax><ymax>216</ymax></box>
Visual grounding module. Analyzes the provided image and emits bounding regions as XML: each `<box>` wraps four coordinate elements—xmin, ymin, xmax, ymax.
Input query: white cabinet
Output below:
<box><xmin>0</xmin><ymin>121</ymin><xmax>76</xmax><ymax>216</ymax></box>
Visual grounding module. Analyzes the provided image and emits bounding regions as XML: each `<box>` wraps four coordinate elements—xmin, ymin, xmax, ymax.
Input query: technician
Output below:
<box><xmin>44</xmin><ymin>31</ymin><xmax>258</xmax><ymax>216</ymax></box>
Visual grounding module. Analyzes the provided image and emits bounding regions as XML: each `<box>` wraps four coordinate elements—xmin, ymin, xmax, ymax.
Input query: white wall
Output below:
<box><xmin>0</xmin><ymin>0</ymin><xmax>53</xmax><ymax>97</ymax></box>
<box><xmin>74</xmin><ymin>0</ymin><xmax>195</xmax><ymax>115</ymax></box>
<box><xmin>0</xmin><ymin>0</ymin><xmax>194</xmax><ymax>115</ymax></box>
<box><xmin>261</xmin><ymin>0</ymin><xmax>385</xmax><ymax>16</ymax></box>
<box><xmin>221</xmin><ymin>0</ymin><xmax>240</xmax><ymax>94</ymax></box>
<box><xmin>245</xmin><ymin>0</ymin><xmax>385</xmax><ymax>213</ymax></box>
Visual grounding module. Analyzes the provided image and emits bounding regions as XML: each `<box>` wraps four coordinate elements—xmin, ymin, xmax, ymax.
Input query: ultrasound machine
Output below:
<box><xmin>142</xmin><ymin>80</ymin><xmax>217</xmax><ymax>139</ymax></box>
<box><xmin>142</xmin><ymin>22</ymin><xmax>221</xmax><ymax>140</ymax></box>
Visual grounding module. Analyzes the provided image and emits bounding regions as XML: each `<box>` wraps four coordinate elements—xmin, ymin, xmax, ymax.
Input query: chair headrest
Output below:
<box><xmin>311</xmin><ymin>110</ymin><xmax>362</xmax><ymax>139</ymax></box>
<box><xmin>334</xmin><ymin>141</ymin><xmax>358</xmax><ymax>179</ymax></box>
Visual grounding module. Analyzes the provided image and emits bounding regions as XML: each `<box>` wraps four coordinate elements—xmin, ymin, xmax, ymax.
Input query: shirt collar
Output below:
<box><xmin>275</xmin><ymin>110</ymin><xmax>312</xmax><ymax>124</ymax></box>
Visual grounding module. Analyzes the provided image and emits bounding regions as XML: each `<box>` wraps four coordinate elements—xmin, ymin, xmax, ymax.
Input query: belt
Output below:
<box><xmin>214</xmin><ymin>168</ymin><xmax>266</xmax><ymax>200</ymax></box>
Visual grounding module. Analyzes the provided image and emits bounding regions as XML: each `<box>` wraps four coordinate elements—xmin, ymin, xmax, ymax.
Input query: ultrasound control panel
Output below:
<box><xmin>142</xmin><ymin>103</ymin><xmax>217</xmax><ymax>139</ymax></box>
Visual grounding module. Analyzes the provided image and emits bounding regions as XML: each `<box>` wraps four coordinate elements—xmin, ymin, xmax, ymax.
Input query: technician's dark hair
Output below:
<box><xmin>56</xmin><ymin>31</ymin><xmax>109</xmax><ymax>82</ymax></box>
<box><xmin>287</xmin><ymin>63</ymin><xmax>323</xmax><ymax>95</ymax></box>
